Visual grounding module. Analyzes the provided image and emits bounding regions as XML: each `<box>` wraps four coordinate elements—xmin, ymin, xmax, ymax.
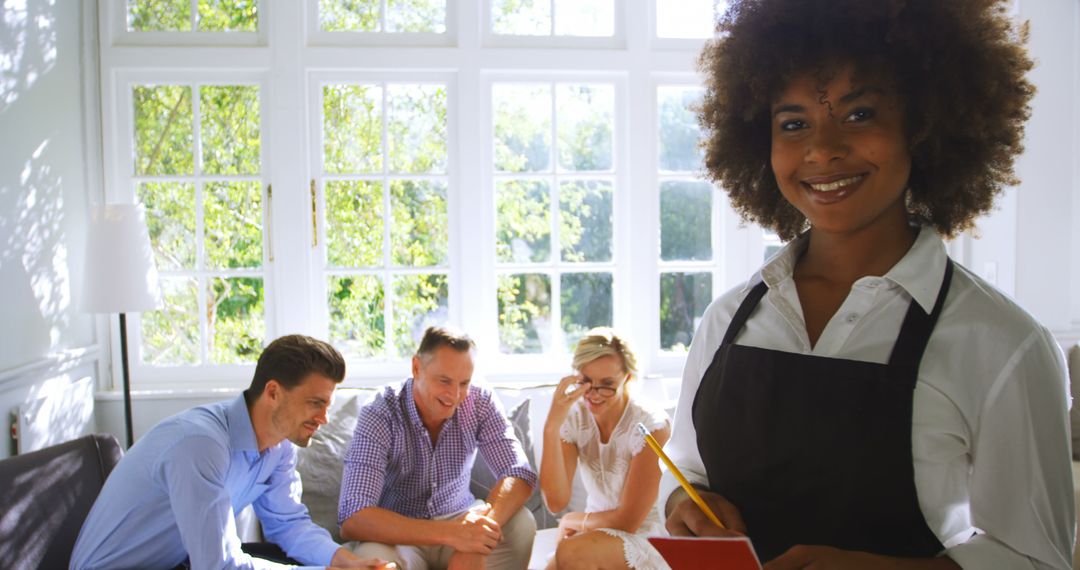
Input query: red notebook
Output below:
<box><xmin>648</xmin><ymin>536</ymin><xmax>762</xmax><ymax>570</ymax></box>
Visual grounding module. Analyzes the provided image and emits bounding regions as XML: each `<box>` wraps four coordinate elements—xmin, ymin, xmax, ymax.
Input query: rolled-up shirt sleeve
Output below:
<box><xmin>253</xmin><ymin>445</ymin><xmax>339</xmax><ymax>566</ymax></box>
<box><xmin>339</xmin><ymin>404</ymin><xmax>392</xmax><ymax>524</ymax></box>
<box><xmin>476</xmin><ymin>390</ymin><xmax>538</xmax><ymax>488</ymax></box>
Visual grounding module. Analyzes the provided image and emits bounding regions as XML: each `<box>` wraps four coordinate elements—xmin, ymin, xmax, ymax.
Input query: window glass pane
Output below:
<box><xmin>660</xmin><ymin>272</ymin><xmax>712</xmax><ymax>351</ymax></box>
<box><xmin>492</xmin><ymin>0</ymin><xmax>551</xmax><ymax>35</ymax></box>
<box><xmin>200</xmin><ymin>85</ymin><xmax>260</xmax><ymax>175</ymax></box>
<box><xmin>387</xmin><ymin>0</ymin><xmax>446</xmax><ymax>32</ymax></box>
<box><xmin>561</xmin><ymin>272</ymin><xmax>612</xmax><ymax>349</ymax></box>
<box><xmin>494</xmin><ymin>84</ymin><xmax>552</xmax><ymax>172</ymax></box>
<box><xmin>391</xmin><ymin>180</ymin><xmax>447</xmax><ymax>267</ymax></box>
<box><xmin>205</xmin><ymin>181</ymin><xmax>263</xmax><ymax>269</ymax></box>
<box><xmin>328</xmin><ymin>274</ymin><xmax>385</xmax><ymax>358</ymax></box>
<box><xmin>658</xmin><ymin>86</ymin><xmax>703</xmax><ymax>172</ymax></box>
<box><xmin>139</xmin><ymin>182</ymin><xmax>195</xmax><ymax>270</ymax></box>
<box><xmin>326</xmin><ymin>180</ymin><xmax>384</xmax><ymax>268</ymax></box>
<box><xmin>387</xmin><ymin>84</ymin><xmax>447</xmax><ymax>173</ymax></box>
<box><xmin>197</xmin><ymin>0</ymin><xmax>259</xmax><ymax>32</ymax></box>
<box><xmin>392</xmin><ymin>273</ymin><xmax>449</xmax><ymax>357</ymax></box>
<box><xmin>128</xmin><ymin>0</ymin><xmax>192</xmax><ymax>32</ymax></box>
<box><xmin>496</xmin><ymin>180</ymin><xmax>551</xmax><ymax>263</ymax></box>
<box><xmin>319</xmin><ymin>0</ymin><xmax>380</xmax><ymax>31</ymax></box>
<box><xmin>560</xmin><ymin>179</ymin><xmax>612</xmax><ymax>262</ymax></box>
<box><xmin>497</xmin><ymin>273</ymin><xmax>551</xmax><ymax>354</ymax></box>
<box><xmin>323</xmin><ymin>84</ymin><xmax>383</xmax><ymax>174</ymax></box>
<box><xmin>141</xmin><ymin>277</ymin><xmax>199</xmax><ymax>364</ymax></box>
<box><xmin>553</xmin><ymin>0</ymin><xmax>613</xmax><ymax>36</ymax></box>
<box><xmin>660</xmin><ymin>180</ymin><xmax>712</xmax><ymax>261</ymax></box>
<box><xmin>134</xmin><ymin>85</ymin><xmax>193</xmax><ymax>176</ymax></box>
<box><xmin>208</xmin><ymin>277</ymin><xmax>264</xmax><ymax>363</ymax></box>
<box><xmin>656</xmin><ymin>0</ymin><xmax>723</xmax><ymax>39</ymax></box>
<box><xmin>556</xmin><ymin>84</ymin><xmax>614</xmax><ymax>171</ymax></box>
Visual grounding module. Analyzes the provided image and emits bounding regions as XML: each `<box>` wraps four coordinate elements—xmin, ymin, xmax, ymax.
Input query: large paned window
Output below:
<box><xmin>101</xmin><ymin>1</ymin><xmax>765</xmax><ymax>387</ymax></box>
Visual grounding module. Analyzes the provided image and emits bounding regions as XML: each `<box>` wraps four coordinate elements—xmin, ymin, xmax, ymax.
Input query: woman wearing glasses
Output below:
<box><xmin>539</xmin><ymin>327</ymin><xmax>671</xmax><ymax>570</ymax></box>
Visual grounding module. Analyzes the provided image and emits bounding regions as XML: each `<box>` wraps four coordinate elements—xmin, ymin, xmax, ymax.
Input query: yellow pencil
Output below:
<box><xmin>636</xmin><ymin>422</ymin><xmax>725</xmax><ymax>529</ymax></box>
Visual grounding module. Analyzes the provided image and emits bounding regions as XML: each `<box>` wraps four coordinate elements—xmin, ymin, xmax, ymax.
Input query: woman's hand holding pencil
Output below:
<box><xmin>634</xmin><ymin>423</ymin><xmax>747</xmax><ymax>537</ymax></box>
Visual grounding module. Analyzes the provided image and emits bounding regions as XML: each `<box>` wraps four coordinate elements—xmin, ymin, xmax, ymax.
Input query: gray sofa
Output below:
<box><xmin>0</xmin><ymin>434</ymin><xmax>123</xmax><ymax>570</ymax></box>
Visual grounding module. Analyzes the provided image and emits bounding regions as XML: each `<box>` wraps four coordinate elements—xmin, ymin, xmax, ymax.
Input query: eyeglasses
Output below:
<box><xmin>575</xmin><ymin>380</ymin><xmax>618</xmax><ymax>398</ymax></box>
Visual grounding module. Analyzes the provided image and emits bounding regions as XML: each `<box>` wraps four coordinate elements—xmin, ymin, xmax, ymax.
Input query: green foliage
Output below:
<box><xmin>559</xmin><ymin>180</ymin><xmax>611</xmax><ymax>262</ymax></box>
<box><xmin>494</xmin><ymin>85</ymin><xmax>551</xmax><ymax>172</ymax></box>
<box><xmin>660</xmin><ymin>181</ymin><xmax>712</xmax><ymax>261</ymax></box>
<box><xmin>392</xmin><ymin>274</ymin><xmax>448</xmax><ymax>357</ymax></box>
<box><xmin>328</xmin><ymin>275</ymin><xmax>385</xmax><ymax>358</ymax></box>
<box><xmin>387</xmin><ymin>0</ymin><xmax>446</xmax><ymax>33</ymax></box>
<box><xmin>388</xmin><ymin>85</ymin><xmax>447</xmax><ymax>173</ymax></box>
<box><xmin>660</xmin><ymin>272</ymin><xmax>712</xmax><ymax>352</ymax></box>
<box><xmin>139</xmin><ymin>182</ymin><xmax>195</xmax><ymax>270</ymax></box>
<box><xmin>205</xmin><ymin>181</ymin><xmax>263</xmax><ymax>269</ymax></box>
<box><xmin>491</xmin><ymin>0</ymin><xmax>550</xmax><ymax>35</ymax></box>
<box><xmin>201</xmin><ymin>85</ymin><xmax>260</xmax><ymax>175</ymax></box>
<box><xmin>323</xmin><ymin>84</ymin><xmax>383</xmax><ymax>173</ymax></box>
<box><xmin>326</xmin><ymin>180</ymin><xmax>384</xmax><ymax>268</ymax></box>
<box><xmin>497</xmin><ymin>273</ymin><xmax>551</xmax><ymax>353</ymax></box>
<box><xmin>557</xmin><ymin>85</ymin><xmax>613</xmax><ymax>171</ymax></box>
<box><xmin>128</xmin><ymin>0</ymin><xmax>191</xmax><ymax>31</ymax></box>
<box><xmin>141</xmin><ymin>278</ymin><xmax>199</xmax><ymax>365</ymax></box>
<box><xmin>496</xmin><ymin>180</ymin><xmax>550</xmax><ymax>263</ymax></box>
<box><xmin>134</xmin><ymin>85</ymin><xmax>193</xmax><ymax>176</ymax></box>
<box><xmin>209</xmin><ymin>277</ymin><xmax>264</xmax><ymax>363</ymax></box>
<box><xmin>197</xmin><ymin>0</ymin><xmax>258</xmax><ymax>31</ymax></box>
<box><xmin>391</xmin><ymin>181</ymin><xmax>447</xmax><ymax>267</ymax></box>
<box><xmin>319</xmin><ymin>0</ymin><xmax>380</xmax><ymax>31</ymax></box>
<box><xmin>658</xmin><ymin>87</ymin><xmax>704</xmax><ymax>172</ymax></box>
<box><xmin>560</xmin><ymin>272</ymin><xmax>612</xmax><ymax>350</ymax></box>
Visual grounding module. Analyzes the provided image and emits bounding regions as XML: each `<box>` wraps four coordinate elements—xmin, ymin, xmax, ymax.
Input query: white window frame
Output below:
<box><xmin>305</xmin><ymin>0</ymin><xmax>457</xmax><ymax>47</ymax></box>
<box><xmin>109</xmin><ymin>0</ymin><xmax>269</xmax><ymax>46</ymax></box>
<box><xmin>97</xmin><ymin>0</ymin><xmax>775</xmax><ymax>390</ymax></box>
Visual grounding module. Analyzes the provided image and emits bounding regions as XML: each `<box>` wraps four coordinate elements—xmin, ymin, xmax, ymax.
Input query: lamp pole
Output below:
<box><xmin>119</xmin><ymin>313</ymin><xmax>134</xmax><ymax>448</ymax></box>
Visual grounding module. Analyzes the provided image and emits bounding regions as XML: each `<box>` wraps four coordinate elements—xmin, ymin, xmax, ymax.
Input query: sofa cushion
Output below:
<box><xmin>296</xmin><ymin>391</ymin><xmax>367</xmax><ymax>542</ymax></box>
<box><xmin>1069</xmin><ymin>344</ymin><xmax>1080</xmax><ymax>459</ymax></box>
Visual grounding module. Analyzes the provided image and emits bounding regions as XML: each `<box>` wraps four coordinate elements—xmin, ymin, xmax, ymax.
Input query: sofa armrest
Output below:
<box><xmin>0</xmin><ymin>434</ymin><xmax>122</xmax><ymax>569</ymax></box>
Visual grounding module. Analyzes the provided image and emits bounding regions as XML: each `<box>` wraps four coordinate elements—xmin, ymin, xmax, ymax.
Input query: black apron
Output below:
<box><xmin>692</xmin><ymin>260</ymin><xmax>953</xmax><ymax>563</ymax></box>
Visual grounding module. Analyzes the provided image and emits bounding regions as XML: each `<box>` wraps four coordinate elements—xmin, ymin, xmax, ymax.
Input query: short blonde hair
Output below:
<box><xmin>572</xmin><ymin>327</ymin><xmax>638</xmax><ymax>376</ymax></box>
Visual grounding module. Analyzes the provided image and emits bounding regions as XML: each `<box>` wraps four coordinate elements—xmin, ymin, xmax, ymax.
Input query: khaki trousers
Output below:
<box><xmin>347</xmin><ymin>504</ymin><xmax>536</xmax><ymax>570</ymax></box>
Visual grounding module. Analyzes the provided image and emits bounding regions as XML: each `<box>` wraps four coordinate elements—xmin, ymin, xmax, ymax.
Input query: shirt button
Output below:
<box><xmin>845</xmin><ymin>313</ymin><xmax>859</xmax><ymax>323</ymax></box>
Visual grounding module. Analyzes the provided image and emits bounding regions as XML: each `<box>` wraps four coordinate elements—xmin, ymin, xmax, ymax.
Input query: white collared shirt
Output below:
<box><xmin>662</xmin><ymin>228</ymin><xmax>1075</xmax><ymax>570</ymax></box>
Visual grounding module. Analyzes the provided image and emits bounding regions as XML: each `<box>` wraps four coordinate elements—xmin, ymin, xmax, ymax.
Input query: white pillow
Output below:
<box><xmin>295</xmin><ymin>391</ymin><xmax>366</xmax><ymax>542</ymax></box>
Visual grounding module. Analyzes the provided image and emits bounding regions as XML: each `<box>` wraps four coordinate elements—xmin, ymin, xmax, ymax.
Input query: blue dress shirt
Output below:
<box><xmin>70</xmin><ymin>394</ymin><xmax>339</xmax><ymax>570</ymax></box>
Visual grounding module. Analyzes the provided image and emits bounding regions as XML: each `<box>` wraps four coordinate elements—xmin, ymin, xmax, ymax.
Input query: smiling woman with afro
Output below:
<box><xmin>660</xmin><ymin>2</ymin><xmax>1075</xmax><ymax>569</ymax></box>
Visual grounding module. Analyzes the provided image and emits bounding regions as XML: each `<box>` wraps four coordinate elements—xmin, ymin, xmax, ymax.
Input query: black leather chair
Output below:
<box><xmin>0</xmin><ymin>434</ymin><xmax>123</xmax><ymax>570</ymax></box>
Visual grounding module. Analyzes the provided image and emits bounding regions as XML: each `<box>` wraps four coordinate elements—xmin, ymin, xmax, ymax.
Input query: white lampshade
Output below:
<box><xmin>82</xmin><ymin>203</ymin><xmax>161</xmax><ymax>313</ymax></box>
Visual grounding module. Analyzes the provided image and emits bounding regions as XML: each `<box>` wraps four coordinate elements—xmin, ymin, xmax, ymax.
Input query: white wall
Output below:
<box><xmin>0</xmin><ymin>0</ymin><xmax>100</xmax><ymax>458</ymax></box>
<box><xmin>964</xmin><ymin>0</ymin><xmax>1080</xmax><ymax>345</ymax></box>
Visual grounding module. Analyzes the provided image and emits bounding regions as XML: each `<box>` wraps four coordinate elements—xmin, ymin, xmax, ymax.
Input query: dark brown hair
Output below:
<box><xmin>249</xmin><ymin>334</ymin><xmax>345</xmax><ymax>395</ymax></box>
<box><xmin>699</xmin><ymin>0</ymin><xmax>1035</xmax><ymax>240</ymax></box>
<box><xmin>416</xmin><ymin>326</ymin><xmax>476</xmax><ymax>362</ymax></box>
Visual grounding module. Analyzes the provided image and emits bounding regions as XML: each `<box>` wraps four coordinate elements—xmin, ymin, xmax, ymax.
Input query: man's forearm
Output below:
<box><xmin>484</xmin><ymin>476</ymin><xmax>532</xmax><ymax>526</ymax></box>
<box><xmin>340</xmin><ymin>507</ymin><xmax>449</xmax><ymax>547</ymax></box>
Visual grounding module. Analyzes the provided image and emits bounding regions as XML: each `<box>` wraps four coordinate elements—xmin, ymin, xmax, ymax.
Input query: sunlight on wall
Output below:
<box><xmin>1</xmin><ymin>0</ymin><xmax>57</xmax><ymax>113</ymax></box>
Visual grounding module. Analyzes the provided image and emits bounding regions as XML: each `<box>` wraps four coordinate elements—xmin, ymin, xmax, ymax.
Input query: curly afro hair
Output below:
<box><xmin>699</xmin><ymin>0</ymin><xmax>1035</xmax><ymax>240</ymax></box>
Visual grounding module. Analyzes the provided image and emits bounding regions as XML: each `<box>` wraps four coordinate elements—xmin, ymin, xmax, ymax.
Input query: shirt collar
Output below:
<box><xmin>226</xmin><ymin>392</ymin><xmax>259</xmax><ymax>453</ymax></box>
<box><xmin>752</xmin><ymin>226</ymin><xmax>947</xmax><ymax>314</ymax></box>
<box><xmin>402</xmin><ymin>378</ymin><xmax>425</xmax><ymax>428</ymax></box>
<box><xmin>882</xmin><ymin>226</ymin><xmax>949</xmax><ymax>314</ymax></box>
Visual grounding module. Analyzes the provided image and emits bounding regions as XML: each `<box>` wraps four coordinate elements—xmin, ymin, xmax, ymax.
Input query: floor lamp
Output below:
<box><xmin>82</xmin><ymin>204</ymin><xmax>160</xmax><ymax>448</ymax></box>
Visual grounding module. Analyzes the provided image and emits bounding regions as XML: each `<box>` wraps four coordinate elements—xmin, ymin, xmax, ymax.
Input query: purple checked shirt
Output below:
<box><xmin>339</xmin><ymin>379</ymin><xmax>537</xmax><ymax>524</ymax></box>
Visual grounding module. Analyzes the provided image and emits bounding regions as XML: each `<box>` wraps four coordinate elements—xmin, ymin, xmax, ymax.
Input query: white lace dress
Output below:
<box><xmin>560</xmin><ymin>397</ymin><xmax>672</xmax><ymax>570</ymax></box>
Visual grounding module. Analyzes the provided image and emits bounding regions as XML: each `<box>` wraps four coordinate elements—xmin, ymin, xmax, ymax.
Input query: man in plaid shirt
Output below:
<box><xmin>339</xmin><ymin>326</ymin><xmax>537</xmax><ymax>569</ymax></box>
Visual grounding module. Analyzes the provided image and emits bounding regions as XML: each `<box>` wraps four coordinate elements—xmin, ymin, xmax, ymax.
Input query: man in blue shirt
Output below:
<box><xmin>71</xmin><ymin>335</ymin><xmax>392</xmax><ymax>570</ymax></box>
